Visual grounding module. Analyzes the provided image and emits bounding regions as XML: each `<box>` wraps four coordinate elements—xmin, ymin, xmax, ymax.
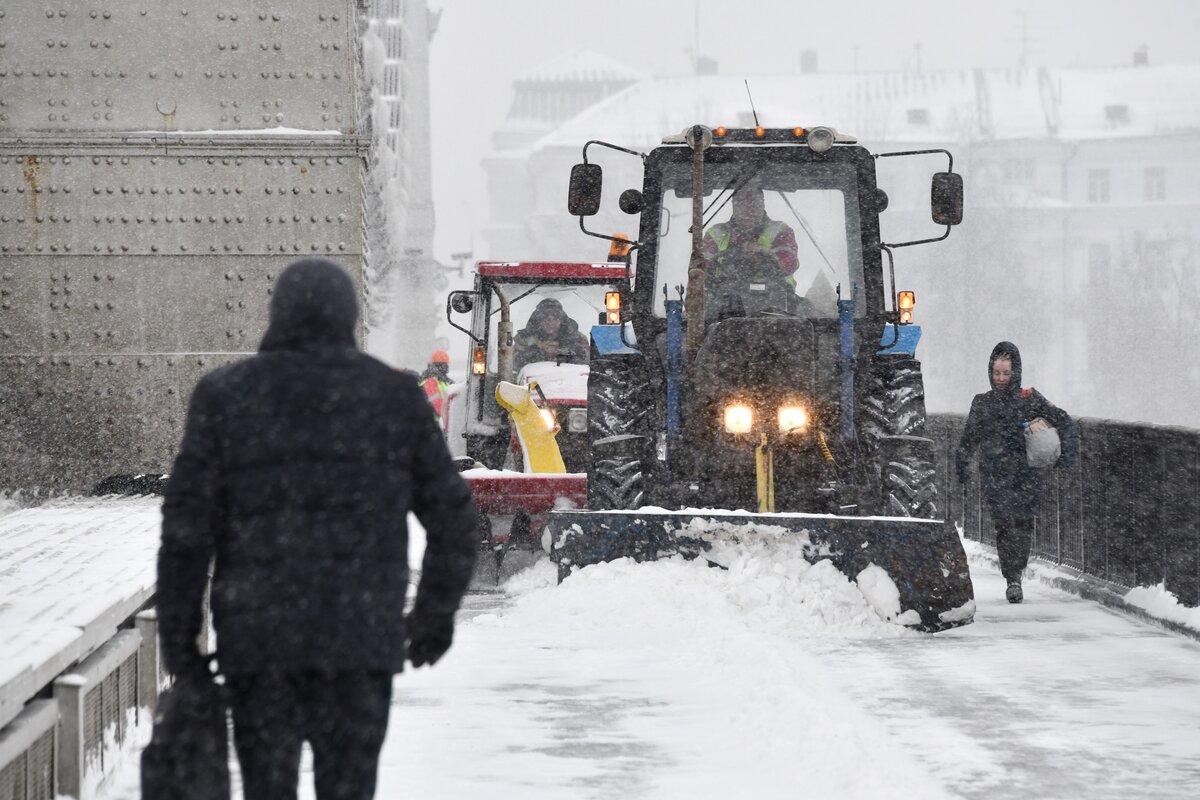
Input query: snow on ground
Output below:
<box><xmin>89</xmin><ymin>527</ymin><xmax>1200</xmax><ymax>800</ymax></box>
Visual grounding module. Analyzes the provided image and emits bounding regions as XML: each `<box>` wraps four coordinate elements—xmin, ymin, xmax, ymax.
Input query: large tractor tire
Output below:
<box><xmin>860</xmin><ymin>357</ymin><xmax>938</xmax><ymax>519</ymax></box>
<box><xmin>587</xmin><ymin>351</ymin><xmax>654</xmax><ymax>510</ymax></box>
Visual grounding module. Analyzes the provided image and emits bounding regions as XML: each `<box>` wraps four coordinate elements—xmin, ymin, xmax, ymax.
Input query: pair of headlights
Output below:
<box><xmin>723</xmin><ymin>404</ymin><xmax>809</xmax><ymax>435</ymax></box>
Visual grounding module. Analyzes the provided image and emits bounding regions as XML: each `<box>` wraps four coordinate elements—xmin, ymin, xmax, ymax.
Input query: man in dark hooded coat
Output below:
<box><xmin>157</xmin><ymin>258</ymin><xmax>478</xmax><ymax>799</ymax></box>
<box><xmin>956</xmin><ymin>341</ymin><xmax>1076</xmax><ymax>604</ymax></box>
<box><xmin>512</xmin><ymin>297</ymin><xmax>589</xmax><ymax>373</ymax></box>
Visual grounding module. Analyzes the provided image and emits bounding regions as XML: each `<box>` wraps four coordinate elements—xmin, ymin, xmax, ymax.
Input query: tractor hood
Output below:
<box><xmin>690</xmin><ymin>317</ymin><xmax>841</xmax><ymax>428</ymax></box>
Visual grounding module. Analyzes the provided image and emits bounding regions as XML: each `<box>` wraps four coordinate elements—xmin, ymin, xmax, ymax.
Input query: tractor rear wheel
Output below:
<box><xmin>587</xmin><ymin>349</ymin><xmax>653</xmax><ymax>510</ymax></box>
<box><xmin>860</xmin><ymin>357</ymin><xmax>938</xmax><ymax>519</ymax></box>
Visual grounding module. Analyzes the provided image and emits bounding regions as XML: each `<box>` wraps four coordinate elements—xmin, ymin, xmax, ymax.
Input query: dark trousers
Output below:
<box><xmin>226</xmin><ymin>671</ymin><xmax>393</xmax><ymax>800</ymax></box>
<box><xmin>992</xmin><ymin>513</ymin><xmax>1035</xmax><ymax>584</ymax></box>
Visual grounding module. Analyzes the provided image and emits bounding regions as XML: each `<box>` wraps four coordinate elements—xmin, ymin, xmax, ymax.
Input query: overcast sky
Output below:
<box><xmin>427</xmin><ymin>0</ymin><xmax>1200</xmax><ymax>263</ymax></box>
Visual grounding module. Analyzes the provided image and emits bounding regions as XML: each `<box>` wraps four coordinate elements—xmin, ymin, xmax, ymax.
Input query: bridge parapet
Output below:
<box><xmin>931</xmin><ymin>414</ymin><xmax>1200</xmax><ymax>609</ymax></box>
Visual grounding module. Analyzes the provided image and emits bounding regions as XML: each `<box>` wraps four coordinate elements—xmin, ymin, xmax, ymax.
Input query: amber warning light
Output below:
<box><xmin>471</xmin><ymin>346</ymin><xmax>486</xmax><ymax>375</ymax></box>
<box><xmin>898</xmin><ymin>291</ymin><xmax>916</xmax><ymax>325</ymax></box>
<box><xmin>608</xmin><ymin>234</ymin><xmax>631</xmax><ymax>259</ymax></box>
<box><xmin>604</xmin><ymin>291</ymin><xmax>622</xmax><ymax>325</ymax></box>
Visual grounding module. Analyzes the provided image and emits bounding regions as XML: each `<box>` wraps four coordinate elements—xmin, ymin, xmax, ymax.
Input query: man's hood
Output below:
<box><xmin>527</xmin><ymin>298</ymin><xmax>579</xmax><ymax>336</ymax></box>
<box><xmin>260</xmin><ymin>258</ymin><xmax>359</xmax><ymax>352</ymax></box>
<box><xmin>988</xmin><ymin>340</ymin><xmax>1023</xmax><ymax>393</ymax></box>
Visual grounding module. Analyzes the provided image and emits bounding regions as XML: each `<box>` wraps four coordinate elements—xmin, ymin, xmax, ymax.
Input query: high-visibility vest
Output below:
<box><xmin>421</xmin><ymin>376</ymin><xmax>449</xmax><ymax>419</ymax></box>
<box><xmin>707</xmin><ymin>220</ymin><xmax>797</xmax><ymax>287</ymax></box>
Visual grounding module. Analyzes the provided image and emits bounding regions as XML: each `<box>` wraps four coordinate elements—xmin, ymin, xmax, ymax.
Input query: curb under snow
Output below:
<box><xmin>965</xmin><ymin>541</ymin><xmax>1200</xmax><ymax>642</ymax></box>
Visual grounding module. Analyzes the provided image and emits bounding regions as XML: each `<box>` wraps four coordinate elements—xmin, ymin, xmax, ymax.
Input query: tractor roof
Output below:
<box><xmin>475</xmin><ymin>262</ymin><xmax>627</xmax><ymax>281</ymax></box>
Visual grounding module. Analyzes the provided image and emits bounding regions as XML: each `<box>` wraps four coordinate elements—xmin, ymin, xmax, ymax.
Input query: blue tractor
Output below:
<box><xmin>546</xmin><ymin>124</ymin><xmax>975</xmax><ymax>632</ymax></box>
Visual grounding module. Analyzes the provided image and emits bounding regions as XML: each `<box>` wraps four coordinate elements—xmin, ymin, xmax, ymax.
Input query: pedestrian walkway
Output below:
<box><xmin>0</xmin><ymin>497</ymin><xmax>161</xmax><ymax>730</ymax></box>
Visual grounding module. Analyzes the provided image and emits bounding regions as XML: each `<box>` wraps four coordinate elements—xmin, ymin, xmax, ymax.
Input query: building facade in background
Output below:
<box><xmin>481</xmin><ymin>54</ymin><xmax>1200</xmax><ymax>429</ymax></box>
<box><xmin>363</xmin><ymin>0</ymin><xmax>441</xmax><ymax>366</ymax></box>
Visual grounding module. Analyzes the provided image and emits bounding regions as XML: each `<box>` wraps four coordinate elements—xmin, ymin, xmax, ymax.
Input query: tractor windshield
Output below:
<box><xmin>651</xmin><ymin>160</ymin><xmax>865</xmax><ymax>319</ymax></box>
<box><xmin>486</xmin><ymin>283</ymin><xmax>606</xmax><ymax>375</ymax></box>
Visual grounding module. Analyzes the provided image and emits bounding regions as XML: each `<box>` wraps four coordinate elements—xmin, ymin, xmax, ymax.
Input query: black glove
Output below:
<box><xmin>163</xmin><ymin>644</ymin><xmax>209</xmax><ymax>683</ymax></box>
<box><xmin>407</xmin><ymin>611</ymin><xmax>455</xmax><ymax>668</ymax></box>
<box><xmin>166</xmin><ymin>652</ymin><xmax>213</xmax><ymax>690</ymax></box>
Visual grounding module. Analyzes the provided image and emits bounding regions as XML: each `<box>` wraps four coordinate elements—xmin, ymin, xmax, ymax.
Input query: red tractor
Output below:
<box><xmin>443</xmin><ymin>258</ymin><xmax>630</xmax><ymax>584</ymax></box>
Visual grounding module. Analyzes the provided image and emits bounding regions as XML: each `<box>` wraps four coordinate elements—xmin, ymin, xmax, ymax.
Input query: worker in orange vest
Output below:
<box><xmin>419</xmin><ymin>349</ymin><xmax>451</xmax><ymax>420</ymax></box>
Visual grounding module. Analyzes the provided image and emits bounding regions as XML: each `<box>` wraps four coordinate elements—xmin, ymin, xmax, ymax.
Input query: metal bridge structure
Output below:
<box><xmin>0</xmin><ymin>0</ymin><xmax>375</xmax><ymax>493</ymax></box>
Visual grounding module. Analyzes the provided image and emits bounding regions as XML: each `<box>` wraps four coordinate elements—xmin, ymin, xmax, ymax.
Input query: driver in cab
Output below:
<box><xmin>513</xmin><ymin>297</ymin><xmax>590</xmax><ymax>373</ymax></box>
<box><xmin>702</xmin><ymin>179</ymin><xmax>799</xmax><ymax>289</ymax></box>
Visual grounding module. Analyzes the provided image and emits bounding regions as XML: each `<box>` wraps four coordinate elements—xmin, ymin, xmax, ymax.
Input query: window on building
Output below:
<box><xmin>1087</xmin><ymin>243</ymin><xmax>1111</xmax><ymax>292</ymax></box>
<box><xmin>388</xmin><ymin>23</ymin><xmax>403</xmax><ymax>58</ymax></box>
<box><xmin>1144</xmin><ymin>167</ymin><xmax>1166</xmax><ymax>202</ymax></box>
<box><xmin>1142</xmin><ymin>240</ymin><xmax>1169</xmax><ymax>271</ymax></box>
<box><xmin>382</xmin><ymin>64</ymin><xmax>399</xmax><ymax>96</ymax></box>
<box><xmin>1003</xmin><ymin>159</ymin><xmax>1034</xmax><ymax>182</ymax></box>
<box><xmin>906</xmin><ymin>108</ymin><xmax>930</xmax><ymax>126</ymax></box>
<box><xmin>389</xmin><ymin>101</ymin><xmax>402</xmax><ymax>130</ymax></box>
<box><xmin>1087</xmin><ymin>168</ymin><xmax>1110</xmax><ymax>203</ymax></box>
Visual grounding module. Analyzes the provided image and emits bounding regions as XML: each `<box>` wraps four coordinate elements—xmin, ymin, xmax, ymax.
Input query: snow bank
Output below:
<box><xmin>1123</xmin><ymin>583</ymin><xmax>1200</xmax><ymax>634</ymax></box>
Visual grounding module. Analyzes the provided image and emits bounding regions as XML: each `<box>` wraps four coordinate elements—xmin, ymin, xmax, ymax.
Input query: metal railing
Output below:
<box><xmin>0</xmin><ymin>611</ymin><xmax>161</xmax><ymax>800</ymax></box>
<box><xmin>930</xmin><ymin>414</ymin><xmax>1200</xmax><ymax>608</ymax></box>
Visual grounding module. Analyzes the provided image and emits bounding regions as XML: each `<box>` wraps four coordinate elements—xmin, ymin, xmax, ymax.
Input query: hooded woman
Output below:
<box><xmin>956</xmin><ymin>341</ymin><xmax>1077</xmax><ymax>603</ymax></box>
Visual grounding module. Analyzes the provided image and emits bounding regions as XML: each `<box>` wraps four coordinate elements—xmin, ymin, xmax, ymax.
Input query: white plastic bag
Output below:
<box><xmin>1024</xmin><ymin>417</ymin><xmax>1061</xmax><ymax>468</ymax></box>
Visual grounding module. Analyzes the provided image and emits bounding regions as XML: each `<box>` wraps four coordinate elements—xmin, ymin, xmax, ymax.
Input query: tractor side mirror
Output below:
<box><xmin>619</xmin><ymin>189</ymin><xmax>645</xmax><ymax>214</ymax></box>
<box><xmin>931</xmin><ymin>172</ymin><xmax>963</xmax><ymax>226</ymax></box>
<box><xmin>449</xmin><ymin>291</ymin><xmax>475</xmax><ymax>314</ymax></box>
<box><xmin>568</xmin><ymin>163</ymin><xmax>603</xmax><ymax>217</ymax></box>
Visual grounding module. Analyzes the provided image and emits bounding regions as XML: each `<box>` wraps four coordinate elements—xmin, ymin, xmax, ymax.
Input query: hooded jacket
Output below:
<box><xmin>158</xmin><ymin>258</ymin><xmax>478</xmax><ymax>676</ymax></box>
<box><xmin>955</xmin><ymin>341</ymin><xmax>1077</xmax><ymax>516</ymax></box>
<box><xmin>513</xmin><ymin>298</ymin><xmax>589</xmax><ymax>372</ymax></box>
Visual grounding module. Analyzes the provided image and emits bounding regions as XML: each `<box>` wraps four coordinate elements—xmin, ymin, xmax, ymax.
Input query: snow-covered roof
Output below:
<box><xmin>515</xmin><ymin>49</ymin><xmax>645</xmax><ymax>85</ymax></box>
<box><xmin>1056</xmin><ymin>65</ymin><xmax>1200</xmax><ymax>139</ymax></box>
<box><xmin>532</xmin><ymin>65</ymin><xmax>1200</xmax><ymax>151</ymax></box>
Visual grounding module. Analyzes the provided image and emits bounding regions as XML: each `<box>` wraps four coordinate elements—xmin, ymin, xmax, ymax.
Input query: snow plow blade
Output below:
<box><xmin>546</xmin><ymin>510</ymin><xmax>975</xmax><ymax>632</ymax></box>
<box><xmin>465</xmin><ymin>472</ymin><xmax>586</xmax><ymax>590</ymax></box>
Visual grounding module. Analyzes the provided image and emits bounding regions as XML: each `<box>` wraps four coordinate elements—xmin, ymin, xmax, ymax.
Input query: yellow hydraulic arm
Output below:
<box><xmin>495</xmin><ymin>380</ymin><xmax>566</xmax><ymax>474</ymax></box>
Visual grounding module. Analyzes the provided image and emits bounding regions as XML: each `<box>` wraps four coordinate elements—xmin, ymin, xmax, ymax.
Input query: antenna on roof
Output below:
<box><xmin>744</xmin><ymin>80</ymin><xmax>760</xmax><ymax>127</ymax></box>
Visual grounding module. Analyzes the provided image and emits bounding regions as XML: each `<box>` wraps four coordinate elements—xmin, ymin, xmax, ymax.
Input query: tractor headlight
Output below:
<box><xmin>724</xmin><ymin>404</ymin><xmax>754</xmax><ymax>434</ymax></box>
<box><xmin>567</xmin><ymin>407</ymin><xmax>588</xmax><ymax>433</ymax></box>
<box><xmin>778</xmin><ymin>405</ymin><xmax>808</xmax><ymax>433</ymax></box>
<box><xmin>807</xmin><ymin>126</ymin><xmax>836</xmax><ymax>153</ymax></box>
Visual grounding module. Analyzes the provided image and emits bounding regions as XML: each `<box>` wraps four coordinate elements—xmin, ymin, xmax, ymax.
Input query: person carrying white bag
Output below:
<box><xmin>956</xmin><ymin>341</ymin><xmax>1078</xmax><ymax>604</ymax></box>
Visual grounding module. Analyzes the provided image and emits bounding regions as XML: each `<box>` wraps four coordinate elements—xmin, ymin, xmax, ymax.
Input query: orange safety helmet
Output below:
<box><xmin>430</xmin><ymin>349</ymin><xmax>450</xmax><ymax>365</ymax></box>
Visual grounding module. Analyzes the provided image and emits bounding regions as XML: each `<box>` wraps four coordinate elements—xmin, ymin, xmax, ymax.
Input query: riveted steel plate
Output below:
<box><xmin>0</xmin><ymin>0</ymin><xmax>361</xmax><ymax>134</ymax></box>
<box><xmin>0</xmin><ymin>137</ymin><xmax>367</xmax><ymax>257</ymax></box>
<box><xmin>0</xmin><ymin>2</ymin><xmax>380</xmax><ymax>491</ymax></box>
<box><xmin>0</xmin><ymin>351</ymin><xmax>240</xmax><ymax>491</ymax></box>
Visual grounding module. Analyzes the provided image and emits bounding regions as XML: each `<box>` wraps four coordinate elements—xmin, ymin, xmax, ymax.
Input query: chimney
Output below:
<box><xmin>800</xmin><ymin>50</ymin><xmax>819</xmax><ymax>74</ymax></box>
<box><xmin>695</xmin><ymin>55</ymin><xmax>718</xmax><ymax>76</ymax></box>
<box><xmin>1133</xmin><ymin>44</ymin><xmax>1148</xmax><ymax>66</ymax></box>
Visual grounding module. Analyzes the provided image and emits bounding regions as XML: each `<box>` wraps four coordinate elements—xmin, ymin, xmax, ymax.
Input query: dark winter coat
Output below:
<box><xmin>513</xmin><ymin>298</ymin><xmax>589</xmax><ymax>372</ymax></box>
<box><xmin>955</xmin><ymin>341</ymin><xmax>1077</xmax><ymax>517</ymax></box>
<box><xmin>158</xmin><ymin>258</ymin><xmax>478</xmax><ymax>677</ymax></box>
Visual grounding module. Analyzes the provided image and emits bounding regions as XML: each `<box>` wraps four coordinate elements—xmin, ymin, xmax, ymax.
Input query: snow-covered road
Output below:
<box><xmin>83</xmin><ymin>531</ymin><xmax>1200</xmax><ymax>800</ymax></box>
<box><xmin>369</xmin><ymin>554</ymin><xmax>1200</xmax><ymax>800</ymax></box>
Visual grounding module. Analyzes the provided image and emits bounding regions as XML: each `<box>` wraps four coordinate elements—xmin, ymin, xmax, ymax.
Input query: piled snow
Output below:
<box><xmin>1122</xmin><ymin>584</ymin><xmax>1200</xmax><ymax>634</ymax></box>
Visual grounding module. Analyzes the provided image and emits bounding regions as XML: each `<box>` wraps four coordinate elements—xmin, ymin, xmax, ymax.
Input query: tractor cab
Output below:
<box><xmin>445</xmin><ymin>261</ymin><xmax>629</xmax><ymax>473</ymax></box>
